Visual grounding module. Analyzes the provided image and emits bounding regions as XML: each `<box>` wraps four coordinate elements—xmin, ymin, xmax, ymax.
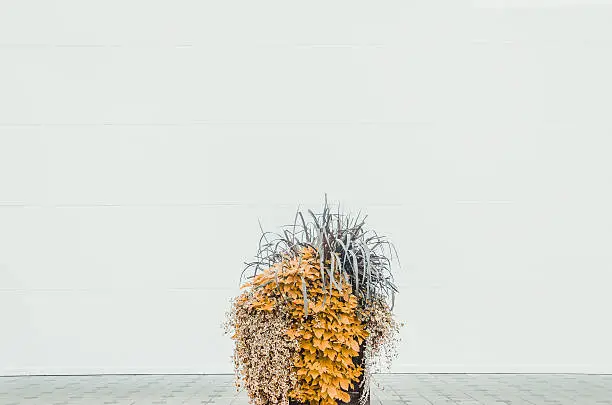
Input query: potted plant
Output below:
<box><xmin>225</xmin><ymin>198</ymin><xmax>401</xmax><ymax>405</ymax></box>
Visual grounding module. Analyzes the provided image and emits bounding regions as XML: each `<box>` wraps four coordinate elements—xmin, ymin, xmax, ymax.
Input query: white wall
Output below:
<box><xmin>1</xmin><ymin>1</ymin><xmax>612</xmax><ymax>375</ymax></box>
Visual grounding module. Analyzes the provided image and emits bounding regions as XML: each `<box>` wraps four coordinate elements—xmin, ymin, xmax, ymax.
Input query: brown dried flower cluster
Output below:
<box><xmin>225</xmin><ymin>301</ymin><xmax>299</xmax><ymax>405</ymax></box>
<box><xmin>357</xmin><ymin>299</ymin><xmax>402</xmax><ymax>404</ymax></box>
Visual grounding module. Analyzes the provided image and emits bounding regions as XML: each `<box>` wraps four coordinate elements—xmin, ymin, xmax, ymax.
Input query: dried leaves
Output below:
<box><xmin>225</xmin><ymin>298</ymin><xmax>298</xmax><ymax>405</ymax></box>
<box><xmin>357</xmin><ymin>299</ymin><xmax>402</xmax><ymax>404</ymax></box>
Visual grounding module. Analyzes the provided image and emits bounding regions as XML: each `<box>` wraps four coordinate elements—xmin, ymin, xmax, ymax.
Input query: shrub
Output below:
<box><xmin>225</xmin><ymin>197</ymin><xmax>401</xmax><ymax>405</ymax></box>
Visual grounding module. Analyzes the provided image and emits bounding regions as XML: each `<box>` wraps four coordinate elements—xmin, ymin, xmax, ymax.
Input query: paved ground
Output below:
<box><xmin>1</xmin><ymin>374</ymin><xmax>611</xmax><ymax>405</ymax></box>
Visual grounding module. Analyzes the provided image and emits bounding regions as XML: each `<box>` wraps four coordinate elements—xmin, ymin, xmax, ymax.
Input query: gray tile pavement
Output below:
<box><xmin>1</xmin><ymin>374</ymin><xmax>611</xmax><ymax>405</ymax></box>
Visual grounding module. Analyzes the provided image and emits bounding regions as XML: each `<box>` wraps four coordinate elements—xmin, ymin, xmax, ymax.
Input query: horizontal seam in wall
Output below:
<box><xmin>0</xmin><ymin>122</ymin><xmax>431</xmax><ymax>127</ymax></box>
<box><xmin>0</xmin><ymin>203</ymin><xmax>409</xmax><ymax>208</ymax></box>
<box><xmin>0</xmin><ymin>287</ymin><xmax>240</xmax><ymax>292</ymax></box>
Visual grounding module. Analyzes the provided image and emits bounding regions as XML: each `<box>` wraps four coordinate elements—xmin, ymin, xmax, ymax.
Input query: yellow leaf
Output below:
<box><xmin>348</xmin><ymin>339</ymin><xmax>360</xmax><ymax>352</ymax></box>
<box><xmin>337</xmin><ymin>390</ymin><xmax>350</xmax><ymax>403</ymax></box>
<box><xmin>324</xmin><ymin>349</ymin><xmax>336</xmax><ymax>361</ymax></box>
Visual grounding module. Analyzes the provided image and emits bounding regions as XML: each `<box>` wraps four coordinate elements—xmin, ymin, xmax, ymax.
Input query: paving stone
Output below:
<box><xmin>1</xmin><ymin>374</ymin><xmax>611</xmax><ymax>404</ymax></box>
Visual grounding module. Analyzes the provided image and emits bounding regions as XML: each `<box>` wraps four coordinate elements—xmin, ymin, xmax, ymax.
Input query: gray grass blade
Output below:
<box><xmin>301</xmin><ymin>274</ymin><xmax>308</xmax><ymax>317</ymax></box>
<box><xmin>348</xmin><ymin>250</ymin><xmax>359</xmax><ymax>294</ymax></box>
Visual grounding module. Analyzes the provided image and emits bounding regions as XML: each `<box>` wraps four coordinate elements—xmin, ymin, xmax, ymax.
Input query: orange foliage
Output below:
<box><xmin>236</xmin><ymin>247</ymin><xmax>368</xmax><ymax>405</ymax></box>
